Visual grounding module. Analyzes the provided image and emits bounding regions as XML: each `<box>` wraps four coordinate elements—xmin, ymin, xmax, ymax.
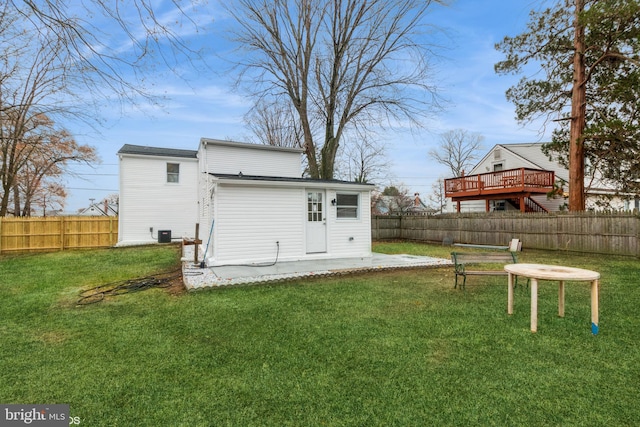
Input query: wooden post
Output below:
<box><xmin>637</xmin><ymin>215</ymin><xmax>640</xmax><ymax>259</ymax></box>
<box><xmin>109</xmin><ymin>216</ymin><xmax>116</xmax><ymax>246</ymax></box>
<box><xmin>531</xmin><ymin>278</ymin><xmax>538</xmax><ymax>333</ymax></box>
<box><xmin>507</xmin><ymin>272</ymin><xmax>514</xmax><ymax>315</ymax></box>
<box><xmin>558</xmin><ymin>280</ymin><xmax>565</xmax><ymax>317</ymax></box>
<box><xmin>60</xmin><ymin>217</ymin><xmax>65</xmax><ymax>251</ymax></box>
<box><xmin>591</xmin><ymin>279</ymin><xmax>599</xmax><ymax>334</ymax></box>
<box><xmin>194</xmin><ymin>223</ymin><xmax>200</xmax><ymax>264</ymax></box>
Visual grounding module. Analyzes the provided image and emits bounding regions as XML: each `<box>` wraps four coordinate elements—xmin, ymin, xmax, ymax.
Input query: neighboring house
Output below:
<box><xmin>118</xmin><ymin>138</ymin><xmax>374</xmax><ymax>266</ymax></box>
<box><xmin>410</xmin><ymin>193</ymin><xmax>433</xmax><ymax>214</ymax></box>
<box><xmin>445</xmin><ymin>143</ymin><xmax>637</xmax><ymax>213</ymax></box>
<box><xmin>78</xmin><ymin>200</ymin><xmax>118</xmax><ymax>216</ymax></box>
<box><xmin>373</xmin><ymin>193</ymin><xmax>432</xmax><ymax>215</ymax></box>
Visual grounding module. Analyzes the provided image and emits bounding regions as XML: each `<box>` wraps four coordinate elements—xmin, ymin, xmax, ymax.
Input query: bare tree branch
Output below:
<box><xmin>225</xmin><ymin>0</ymin><xmax>447</xmax><ymax>179</ymax></box>
<box><xmin>428</xmin><ymin>129</ymin><xmax>484</xmax><ymax>177</ymax></box>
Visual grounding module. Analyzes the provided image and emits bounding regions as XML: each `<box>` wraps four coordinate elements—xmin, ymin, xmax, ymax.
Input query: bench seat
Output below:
<box><xmin>451</xmin><ymin>251</ymin><xmax>518</xmax><ymax>289</ymax></box>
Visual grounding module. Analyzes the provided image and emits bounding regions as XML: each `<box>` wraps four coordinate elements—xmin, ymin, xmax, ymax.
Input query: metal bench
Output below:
<box><xmin>451</xmin><ymin>251</ymin><xmax>518</xmax><ymax>289</ymax></box>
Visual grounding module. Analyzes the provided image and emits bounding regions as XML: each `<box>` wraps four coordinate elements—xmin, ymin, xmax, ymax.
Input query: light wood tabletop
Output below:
<box><xmin>504</xmin><ymin>263</ymin><xmax>600</xmax><ymax>334</ymax></box>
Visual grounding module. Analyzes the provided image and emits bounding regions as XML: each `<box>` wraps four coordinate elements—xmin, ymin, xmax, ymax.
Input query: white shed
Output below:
<box><xmin>198</xmin><ymin>139</ymin><xmax>374</xmax><ymax>266</ymax></box>
<box><xmin>118</xmin><ymin>139</ymin><xmax>375</xmax><ymax>265</ymax></box>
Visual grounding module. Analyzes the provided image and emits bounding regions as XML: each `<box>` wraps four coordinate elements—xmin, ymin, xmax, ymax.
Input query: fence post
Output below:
<box><xmin>60</xmin><ymin>217</ymin><xmax>65</xmax><ymax>251</ymax></box>
<box><xmin>110</xmin><ymin>216</ymin><xmax>117</xmax><ymax>246</ymax></box>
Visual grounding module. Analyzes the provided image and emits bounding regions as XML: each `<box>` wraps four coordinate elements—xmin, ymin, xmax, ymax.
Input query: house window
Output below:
<box><xmin>493</xmin><ymin>163</ymin><xmax>504</xmax><ymax>172</ymax></box>
<box><xmin>167</xmin><ymin>163</ymin><xmax>180</xmax><ymax>183</ymax></box>
<box><xmin>336</xmin><ymin>193</ymin><xmax>359</xmax><ymax>219</ymax></box>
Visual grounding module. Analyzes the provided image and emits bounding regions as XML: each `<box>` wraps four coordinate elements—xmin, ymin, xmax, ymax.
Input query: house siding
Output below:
<box><xmin>212</xmin><ymin>185</ymin><xmax>305</xmax><ymax>264</ymax></box>
<box><xmin>203</xmin><ymin>141</ymin><xmax>302</xmax><ymax>178</ymax></box>
<box><xmin>207</xmin><ymin>185</ymin><xmax>372</xmax><ymax>265</ymax></box>
<box><xmin>118</xmin><ymin>154</ymin><xmax>199</xmax><ymax>244</ymax></box>
<box><xmin>326</xmin><ymin>190</ymin><xmax>372</xmax><ymax>257</ymax></box>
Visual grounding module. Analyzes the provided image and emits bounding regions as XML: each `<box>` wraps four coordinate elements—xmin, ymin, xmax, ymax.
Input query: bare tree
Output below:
<box><xmin>1</xmin><ymin>2</ymin><xmax>206</xmax><ymax>215</ymax></box>
<box><xmin>32</xmin><ymin>182</ymin><xmax>66</xmax><ymax>216</ymax></box>
<box><xmin>244</xmin><ymin>98</ymin><xmax>304</xmax><ymax>149</ymax></box>
<box><xmin>428</xmin><ymin>129</ymin><xmax>484</xmax><ymax>177</ymax></box>
<box><xmin>0</xmin><ymin>6</ymin><xmax>98</xmax><ymax>216</ymax></box>
<box><xmin>225</xmin><ymin>0</ymin><xmax>446</xmax><ymax>180</ymax></box>
<box><xmin>336</xmin><ymin>135</ymin><xmax>391</xmax><ymax>184</ymax></box>
<box><xmin>10</xmin><ymin>0</ymin><xmax>209</xmax><ymax>108</ymax></box>
<box><xmin>372</xmin><ymin>185</ymin><xmax>415</xmax><ymax>215</ymax></box>
<box><xmin>427</xmin><ymin>177</ymin><xmax>447</xmax><ymax>214</ymax></box>
<box><xmin>2</xmin><ymin>114</ymin><xmax>97</xmax><ymax>216</ymax></box>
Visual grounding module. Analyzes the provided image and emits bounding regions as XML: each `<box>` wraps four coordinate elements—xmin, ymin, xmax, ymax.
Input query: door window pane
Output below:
<box><xmin>307</xmin><ymin>192</ymin><xmax>323</xmax><ymax>222</ymax></box>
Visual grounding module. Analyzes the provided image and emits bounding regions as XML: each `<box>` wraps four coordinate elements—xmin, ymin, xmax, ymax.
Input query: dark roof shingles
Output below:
<box><xmin>118</xmin><ymin>144</ymin><xmax>197</xmax><ymax>159</ymax></box>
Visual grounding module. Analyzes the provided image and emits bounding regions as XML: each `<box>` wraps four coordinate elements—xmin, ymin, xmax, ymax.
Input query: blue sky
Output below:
<box><xmin>63</xmin><ymin>0</ymin><xmax>553</xmax><ymax>212</ymax></box>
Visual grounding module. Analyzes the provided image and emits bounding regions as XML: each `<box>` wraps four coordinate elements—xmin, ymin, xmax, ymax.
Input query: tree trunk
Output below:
<box><xmin>320</xmin><ymin>135</ymin><xmax>339</xmax><ymax>180</ymax></box>
<box><xmin>569</xmin><ymin>0</ymin><xmax>586</xmax><ymax>211</ymax></box>
<box><xmin>0</xmin><ymin>182</ymin><xmax>9</xmax><ymax>216</ymax></box>
<box><xmin>13</xmin><ymin>184</ymin><xmax>22</xmax><ymax>216</ymax></box>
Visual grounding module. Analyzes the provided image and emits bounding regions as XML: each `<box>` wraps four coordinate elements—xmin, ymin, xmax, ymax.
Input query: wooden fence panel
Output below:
<box><xmin>373</xmin><ymin>212</ymin><xmax>639</xmax><ymax>257</ymax></box>
<box><xmin>0</xmin><ymin>216</ymin><xmax>118</xmax><ymax>254</ymax></box>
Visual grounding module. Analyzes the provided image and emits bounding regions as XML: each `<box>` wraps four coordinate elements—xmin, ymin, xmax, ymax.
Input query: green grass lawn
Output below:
<box><xmin>1</xmin><ymin>242</ymin><xmax>639</xmax><ymax>426</ymax></box>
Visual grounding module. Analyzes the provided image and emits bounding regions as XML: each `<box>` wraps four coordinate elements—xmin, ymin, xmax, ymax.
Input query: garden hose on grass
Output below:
<box><xmin>77</xmin><ymin>270</ymin><xmax>182</xmax><ymax>305</ymax></box>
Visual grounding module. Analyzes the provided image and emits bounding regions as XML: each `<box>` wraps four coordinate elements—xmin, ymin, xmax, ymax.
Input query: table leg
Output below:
<box><xmin>558</xmin><ymin>280</ymin><xmax>565</xmax><ymax>317</ymax></box>
<box><xmin>591</xmin><ymin>279</ymin><xmax>599</xmax><ymax>335</ymax></box>
<box><xmin>508</xmin><ymin>272</ymin><xmax>514</xmax><ymax>315</ymax></box>
<box><xmin>531</xmin><ymin>278</ymin><xmax>538</xmax><ymax>333</ymax></box>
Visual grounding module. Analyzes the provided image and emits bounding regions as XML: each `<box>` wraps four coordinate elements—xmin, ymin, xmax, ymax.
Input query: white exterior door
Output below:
<box><xmin>306</xmin><ymin>191</ymin><xmax>327</xmax><ymax>253</ymax></box>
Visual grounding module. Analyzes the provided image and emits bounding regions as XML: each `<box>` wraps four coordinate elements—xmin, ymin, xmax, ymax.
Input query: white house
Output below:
<box><xmin>118</xmin><ymin>138</ymin><xmax>374</xmax><ymax>266</ymax></box>
<box><xmin>446</xmin><ymin>143</ymin><xmax>637</xmax><ymax>213</ymax></box>
<box><xmin>77</xmin><ymin>200</ymin><xmax>118</xmax><ymax>216</ymax></box>
<box><xmin>118</xmin><ymin>145</ymin><xmax>199</xmax><ymax>245</ymax></box>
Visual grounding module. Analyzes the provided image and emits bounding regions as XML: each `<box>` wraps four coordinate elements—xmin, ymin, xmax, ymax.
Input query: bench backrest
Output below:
<box><xmin>451</xmin><ymin>251</ymin><xmax>517</xmax><ymax>265</ymax></box>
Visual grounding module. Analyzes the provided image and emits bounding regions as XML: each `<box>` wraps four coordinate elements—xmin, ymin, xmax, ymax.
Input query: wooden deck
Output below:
<box><xmin>445</xmin><ymin>168</ymin><xmax>555</xmax><ymax>213</ymax></box>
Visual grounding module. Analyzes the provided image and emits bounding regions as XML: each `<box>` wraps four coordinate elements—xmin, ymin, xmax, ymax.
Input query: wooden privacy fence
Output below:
<box><xmin>372</xmin><ymin>212</ymin><xmax>640</xmax><ymax>257</ymax></box>
<box><xmin>0</xmin><ymin>216</ymin><xmax>118</xmax><ymax>254</ymax></box>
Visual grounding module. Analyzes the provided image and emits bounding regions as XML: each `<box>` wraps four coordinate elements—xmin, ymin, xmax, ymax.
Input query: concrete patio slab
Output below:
<box><xmin>181</xmin><ymin>246</ymin><xmax>452</xmax><ymax>290</ymax></box>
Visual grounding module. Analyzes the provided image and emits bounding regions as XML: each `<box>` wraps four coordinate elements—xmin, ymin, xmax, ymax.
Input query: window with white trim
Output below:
<box><xmin>167</xmin><ymin>163</ymin><xmax>180</xmax><ymax>183</ymax></box>
<box><xmin>336</xmin><ymin>193</ymin><xmax>359</xmax><ymax>219</ymax></box>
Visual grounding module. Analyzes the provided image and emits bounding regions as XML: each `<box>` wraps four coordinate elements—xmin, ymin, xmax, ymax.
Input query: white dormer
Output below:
<box><xmin>200</xmin><ymin>138</ymin><xmax>303</xmax><ymax>178</ymax></box>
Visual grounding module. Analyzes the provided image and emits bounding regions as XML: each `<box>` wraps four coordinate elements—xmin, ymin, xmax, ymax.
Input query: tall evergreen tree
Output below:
<box><xmin>496</xmin><ymin>0</ymin><xmax>640</xmax><ymax>210</ymax></box>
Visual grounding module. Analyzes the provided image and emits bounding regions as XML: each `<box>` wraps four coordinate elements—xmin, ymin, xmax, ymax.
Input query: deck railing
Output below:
<box><xmin>445</xmin><ymin>168</ymin><xmax>555</xmax><ymax>198</ymax></box>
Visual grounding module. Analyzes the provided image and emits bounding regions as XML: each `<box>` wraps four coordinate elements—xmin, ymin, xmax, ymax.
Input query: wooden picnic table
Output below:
<box><xmin>504</xmin><ymin>263</ymin><xmax>600</xmax><ymax>334</ymax></box>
